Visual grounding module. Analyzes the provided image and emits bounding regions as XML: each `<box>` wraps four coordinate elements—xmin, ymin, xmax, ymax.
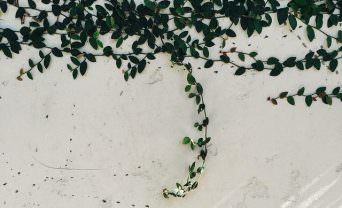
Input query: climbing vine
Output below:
<box><xmin>0</xmin><ymin>0</ymin><xmax>341</xmax><ymax>198</ymax></box>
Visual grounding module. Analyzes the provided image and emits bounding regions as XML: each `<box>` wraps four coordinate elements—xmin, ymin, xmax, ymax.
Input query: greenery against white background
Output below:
<box><xmin>0</xmin><ymin>0</ymin><xmax>341</xmax><ymax>198</ymax></box>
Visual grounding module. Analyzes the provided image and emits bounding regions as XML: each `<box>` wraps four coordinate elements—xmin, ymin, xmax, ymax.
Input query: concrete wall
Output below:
<box><xmin>1</xmin><ymin>2</ymin><xmax>342</xmax><ymax>208</ymax></box>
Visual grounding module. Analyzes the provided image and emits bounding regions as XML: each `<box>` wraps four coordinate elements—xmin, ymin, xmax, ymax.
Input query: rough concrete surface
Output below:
<box><xmin>1</xmin><ymin>2</ymin><xmax>342</xmax><ymax>208</ymax></box>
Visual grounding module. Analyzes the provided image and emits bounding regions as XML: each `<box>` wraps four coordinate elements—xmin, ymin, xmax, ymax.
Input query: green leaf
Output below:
<box><xmin>196</xmin><ymin>83</ymin><xmax>203</xmax><ymax>94</ymax></box>
<box><xmin>105</xmin><ymin>16</ymin><xmax>115</xmax><ymax>28</ymax></box>
<box><xmin>29</xmin><ymin>59</ymin><xmax>35</xmax><ymax>68</ymax></box>
<box><xmin>138</xmin><ymin>60</ymin><xmax>146</xmax><ymax>73</ymax></box>
<box><xmin>52</xmin><ymin>47</ymin><xmax>63</xmax><ymax>57</ymax></box>
<box><xmin>1</xmin><ymin>46</ymin><xmax>12</xmax><ymax>58</ymax></box>
<box><xmin>283</xmin><ymin>57</ymin><xmax>296</xmax><ymax>67</ymax></box>
<box><xmin>182</xmin><ymin>137</ymin><xmax>191</xmax><ymax>144</ymax></box>
<box><xmin>28</xmin><ymin>0</ymin><xmax>37</xmax><ymax>9</ymax></box>
<box><xmin>305</xmin><ymin>95</ymin><xmax>313</xmax><ymax>106</ymax></box>
<box><xmin>296</xmin><ymin>61</ymin><xmax>304</xmax><ymax>70</ymax></box>
<box><xmin>297</xmin><ymin>87</ymin><xmax>305</xmax><ymax>96</ymax></box>
<box><xmin>277</xmin><ymin>8</ymin><xmax>289</xmax><ymax>25</ymax></box>
<box><xmin>225</xmin><ymin>29</ymin><xmax>236</xmax><ymax>37</ymax></box>
<box><xmin>315</xmin><ymin>14</ymin><xmax>323</xmax><ymax>29</ymax></box>
<box><xmin>327</xmin><ymin>37</ymin><xmax>332</xmax><ymax>48</ymax></box>
<box><xmin>174</xmin><ymin>18</ymin><xmax>185</xmax><ymax>29</ymax></box>
<box><xmin>185</xmin><ymin>85</ymin><xmax>191</xmax><ymax>92</ymax></box>
<box><xmin>204</xmin><ymin>60</ymin><xmax>214</xmax><ymax>68</ymax></box>
<box><xmin>144</xmin><ymin>0</ymin><xmax>156</xmax><ymax>10</ymax></box>
<box><xmin>116</xmin><ymin>37</ymin><xmax>123</xmax><ymax>48</ymax></box>
<box><xmin>37</xmin><ymin>63</ymin><xmax>43</xmax><ymax>73</ymax></box>
<box><xmin>116</xmin><ymin>58</ymin><xmax>122</xmax><ymax>68</ymax></box>
<box><xmin>129</xmin><ymin>56</ymin><xmax>139</xmax><ymax>64</ymax></box>
<box><xmin>332</xmin><ymin>87</ymin><xmax>340</xmax><ymax>95</ymax></box>
<box><xmin>252</xmin><ymin>60</ymin><xmax>264</xmax><ymax>71</ymax></box>
<box><xmin>316</xmin><ymin>87</ymin><xmax>326</xmax><ymax>94</ymax></box>
<box><xmin>235</xmin><ymin>67</ymin><xmax>246</xmax><ymax>75</ymax></box>
<box><xmin>72</xmin><ymin>69</ymin><xmax>78</xmax><ymax>79</ymax></box>
<box><xmin>124</xmin><ymin>71</ymin><xmax>129</xmax><ymax>81</ymax></box>
<box><xmin>238</xmin><ymin>53</ymin><xmax>245</xmax><ymax>61</ymax></box>
<box><xmin>323</xmin><ymin>96</ymin><xmax>332</xmax><ymax>105</ymax></box>
<box><xmin>27</xmin><ymin>71</ymin><xmax>33</xmax><ymax>80</ymax></box>
<box><xmin>85</xmin><ymin>53</ymin><xmax>96</xmax><ymax>62</ymax></box>
<box><xmin>338</xmin><ymin>30</ymin><xmax>342</xmax><ymax>42</ymax></box>
<box><xmin>288</xmin><ymin>15</ymin><xmax>297</xmax><ymax>30</ymax></box>
<box><xmin>190</xmin><ymin>47</ymin><xmax>199</xmax><ymax>58</ymax></box>
<box><xmin>44</xmin><ymin>54</ymin><xmax>51</xmax><ymax>68</ymax></box>
<box><xmin>249</xmin><ymin>52</ymin><xmax>257</xmax><ymax>57</ymax></box>
<box><xmin>287</xmin><ymin>96</ymin><xmax>295</xmax><ymax>105</ymax></box>
<box><xmin>270</xmin><ymin>64</ymin><xmax>283</xmax><ymax>76</ymax></box>
<box><xmin>158</xmin><ymin>1</ymin><xmax>170</xmax><ymax>9</ymax></box>
<box><xmin>187</xmin><ymin>73</ymin><xmax>196</xmax><ymax>85</ymax></box>
<box><xmin>203</xmin><ymin>47</ymin><xmax>209</xmax><ymax>57</ymax></box>
<box><xmin>80</xmin><ymin>61</ymin><xmax>87</xmax><ymax>76</ymax></box>
<box><xmin>279</xmin><ymin>92</ymin><xmax>288</xmax><ymax>98</ymax></box>
<box><xmin>306</xmin><ymin>26</ymin><xmax>315</xmax><ymax>41</ymax></box>
<box><xmin>220</xmin><ymin>55</ymin><xmax>230</xmax><ymax>63</ymax></box>
<box><xmin>329</xmin><ymin>59</ymin><xmax>338</xmax><ymax>72</ymax></box>
<box><xmin>71</xmin><ymin>57</ymin><xmax>80</xmax><ymax>66</ymax></box>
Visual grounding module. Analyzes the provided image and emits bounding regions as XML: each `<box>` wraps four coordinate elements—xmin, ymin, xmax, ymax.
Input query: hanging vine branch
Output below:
<box><xmin>0</xmin><ymin>0</ymin><xmax>341</xmax><ymax>198</ymax></box>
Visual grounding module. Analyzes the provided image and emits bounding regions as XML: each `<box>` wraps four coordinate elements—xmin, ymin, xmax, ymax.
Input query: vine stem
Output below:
<box><xmin>163</xmin><ymin>63</ymin><xmax>210</xmax><ymax>198</ymax></box>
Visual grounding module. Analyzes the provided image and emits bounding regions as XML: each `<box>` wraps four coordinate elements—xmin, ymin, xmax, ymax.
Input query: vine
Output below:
<box><xmin>0</xmin><ymin>0</ymin><xmax>341</xmax><ymax>198</ymax></box>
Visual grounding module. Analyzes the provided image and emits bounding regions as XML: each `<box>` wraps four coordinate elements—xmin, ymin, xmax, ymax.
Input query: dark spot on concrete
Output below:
<box><xmin>116</xmin><ymin>201</ymin><xmax>120</xmax><ymax>204</ymax></box>
<box><xmin>46</xmin><ymin>115</ymin><xmax>48</xmax><ymax>119</ymax></box>
<box><xmin>102</xmin><ymin>199</ymin><xmax>107</xmax><ymax>203</ymax></box>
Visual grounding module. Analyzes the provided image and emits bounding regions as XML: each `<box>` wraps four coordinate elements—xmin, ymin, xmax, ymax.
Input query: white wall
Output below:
<box><xmin>1</xmin><ymin>2</ymin><xmax>342</xmax><ymax>208</ymax></box>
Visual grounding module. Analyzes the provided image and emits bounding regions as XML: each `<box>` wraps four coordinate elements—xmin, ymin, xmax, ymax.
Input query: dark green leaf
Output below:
<box><xmin>305</xmin><ymin>95</ymin><xmax>313</xmax><ymax>106</ymax></box>
<box><xmin>80</xmin><ymin>61</ymin><xmax>87</xmax><ymax>76</ymax></box>
<box><xmin>44</xmin><ymin>54</ymin><xmax>51</xmax><ymax>68</ymax></box>
<box><xmin>235</xmin><ymin>67</ymin><xmax>246</xmax><ymax>75</ymax></box>
<box><xmin>287</xmin><ymin>96</ymin><xmax>295</xmax><ymax>105</ymax></box>
<box><xmin>27</xmin><ymin>71</ymin><xmax>33</xmax><ymax>80</ymax></box>
<box><xmin>279</xmin><ymin>92</ymin><xmax>288</xmax><ymax>98</ymax></box>
<box><xmin>306</xmin><ymin>26</ymin><xmax>315</xmax><ymax>41</ymax></box>
<box><xmin>187</xmin><ymin>73</ymin><xmax>196</xmax><ymax>85</ymax></box>
<box><xmin>277</xmin><ymin>8</ymin><xmax>289</xmax><ymax>25</ymax></box>
<box><xmin>204</xmin><ymin>60</ymin><xmax>214</xmax><ymax>68</ymax></box>
<box><xmin>288</xmin><ymin>15</ymin><xmax>297</xmax><ymax>30</ymax></box>
<box><xmin>52</xmin><ymin>47</ymin><xmax>63</xmax><ymax>57</ymax></box>
<box><xmin>329</xmin><ymin>59</ymin><xmax>338</xmax><ymax>72</ymax></box>
<box><xmin>72</xmin><ymin>69</ymin><xmax>78</xmax><ymax>79</ymax></box>
<box><xmin>238</xmin><ymin>53</ymin><xmax>245</xmax><ymax>61</ymax></box>
<box><xmin>297</xmin><ymin>87</ymin><xmax>305</xmax><ymax>96</ymax></box>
